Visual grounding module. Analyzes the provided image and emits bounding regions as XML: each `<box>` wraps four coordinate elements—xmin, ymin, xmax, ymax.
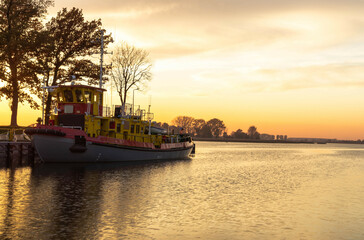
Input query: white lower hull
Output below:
<box><xmin>33</xmin><ymin>135</ymin><xmax>193</xmax><ymax>163</ymax></box>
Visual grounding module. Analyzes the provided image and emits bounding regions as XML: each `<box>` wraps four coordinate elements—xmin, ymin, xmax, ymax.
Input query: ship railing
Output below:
<box><xmin>164</xmin><ymin>134</ymin><xmax>192</xmax><ymax>143</ymax></box>
<box><xmin>97</xmin><ymin>129</ymin><xmax>108</xmax><ymax>136</ymax></box>
<box><xmin>62</xmin><ymin>126</ymin><xmax>83</xmax><ymax>130</ymax></box>
<box><xmin>127</xmin><ymin>134</ymin><xmax>156</xmax><ymax>143</ymax></box>
<box><xmin>103</xmin><ymin>106</ymin><xmax>112</xmax><ymax>117</ymax></box>
<box><xmin>113</xmin><ymin>104</ymin><xmax>147</xmax><ymax>121</ymax></box>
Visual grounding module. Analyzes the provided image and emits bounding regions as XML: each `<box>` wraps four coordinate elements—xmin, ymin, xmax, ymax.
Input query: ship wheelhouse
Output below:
<box><xmin>56</xmin><ymin>85</ymin><xmax>105</xmax><ymax>117</ymax></box>
<box><xmin>52</xmin><ymin>85</ymin><xmax>105</xmax><ymax>131</ymax></box>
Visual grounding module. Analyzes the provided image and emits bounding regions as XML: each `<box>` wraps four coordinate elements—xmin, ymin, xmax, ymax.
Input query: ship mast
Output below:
<box><xmin>99</xmin><ymin>30</ymin><xmax>104</xmax><ymax>89</ymax></box>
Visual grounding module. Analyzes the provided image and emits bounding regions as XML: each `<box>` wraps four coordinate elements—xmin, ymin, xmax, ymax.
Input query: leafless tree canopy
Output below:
<box><xmin>111</xmin><ymin>42</ymin><xmax>152</xmax><ymax>110</ymax></box>
<box><xmin>172</xmin><ymin>116</ymin><xmax>194</xmax><ymax>134</ymax></box>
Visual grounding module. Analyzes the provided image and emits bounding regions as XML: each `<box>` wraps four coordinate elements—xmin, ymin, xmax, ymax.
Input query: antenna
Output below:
<box><xmin>146</xmin><ymin>95</ymin><xmax>153</xmax><ymax>135</ymax></box>
<box><xmin>110</xmin><ymin>79</ymin><xmax>113</xmax><ymax>109</ymax></box>
<box><xmin>97</xmin><ymin>30</ymin><xmax>112</xmax><ymax>89</ymax></box>
<box><xmin>99</xmin><ymin>30</ymin><xmax>104</xmax><ymax>89</ymax></box>
<box><xmin>148</xmin><ymin>95</ymin><xmax>152</xmax><ymax>113</ymax></box>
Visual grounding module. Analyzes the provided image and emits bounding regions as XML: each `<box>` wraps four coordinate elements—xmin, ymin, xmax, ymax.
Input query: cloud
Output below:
<box><xmin>196</xmin><ymin>63</ymin><xmax>364</xmax><ymax>93</ymax></box>
<box><xmin>51</xmin><ymin>0</ymin><xmax>364</xmax><ymax>96</ymax></box>
<box><xmin>54</xmin><ymin>0</ymin><xmax>364</xmax><ymax>17</ymax></box>
<box><xmin>51</xmin><ymin>0</ymin><xmax>364</xmax><ymax>60</ymax></box>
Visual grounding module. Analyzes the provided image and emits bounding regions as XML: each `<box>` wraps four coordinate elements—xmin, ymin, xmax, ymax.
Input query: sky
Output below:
<box><xmin>1</xmin><ymin>0</ymin><xmax>364</xmax><ymax>140</ymax></box>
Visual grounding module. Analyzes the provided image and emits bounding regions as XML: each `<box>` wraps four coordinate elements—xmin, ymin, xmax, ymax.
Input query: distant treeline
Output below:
<box><xmin>154</xmin><ymin>116</ymin><xmax>261</xmax><ymax>139</ymax></box>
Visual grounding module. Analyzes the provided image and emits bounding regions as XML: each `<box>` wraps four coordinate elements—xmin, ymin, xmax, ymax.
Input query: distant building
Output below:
<box><xmin>276</xmin><ymin>135</ymin><xmax>287</xmax><ymax>140</ymax></box>
<box><xmin>273</xmin><ymin>135</ymin><xmax>288</xmax><ymax>141</ymax></box>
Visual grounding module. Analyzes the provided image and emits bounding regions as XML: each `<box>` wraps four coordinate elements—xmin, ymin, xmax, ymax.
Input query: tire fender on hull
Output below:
<box><xmin>69</xmin><ymin>135</ymin><xmax>87</xmax><ymax>153</ymax></box>
<box><xmin>25</xmin><ymin>128</ymin><xmax>66</xmax><ymax>137</ymax></box>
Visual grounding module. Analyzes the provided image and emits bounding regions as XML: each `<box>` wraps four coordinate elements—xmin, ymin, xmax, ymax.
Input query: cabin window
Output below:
<box><xmin>98</xmin><ymin>93</ymin><xmax>102</xmax><ymax>105</ymax></box>
<box><xmin>75</xmin><ymin>89</ymin><xmax>83</xmax><ymax>102</ymax></box>
<box><xmin>64</xmin><ymin>90</ymin><xmax>73</xmax><ymax>102</ymax></box>
<box><xmin>136</xmin><ymin>125</ymin><xmax>140</xmax><ymax>134</ymax></box>
<box><xmin>64</xmin><ymin>105</ymin><xmax>74</xmax><ymax>114</ymax></box>
<box><xmin>57</xmin><ymin>92</ymin><xmax>64</xmax><ymax>102</ymax></box>
<box><xmin>117</xmin><ymin>124</ymin><xmax>121</xmax><ymax>133</ymax></box>
<box><xmin>124</xmin><ymin>121</ymin><xmax>129</xmax><ymax>130</ymax></box>
<box><xmin>84</xmin><ymin>91</ymin><xmax>92</xmax><ymax>103</ymax></box>
<box><xmin>94</xmin><ymin>94</ymin><xmax>97</xmax><ymax>103</ymax></box>
<box><xmin>131</xmin><ymin>124</ymin><xmax>135</xmax><ymax>133</ymax></box>
<box><xmin>114</xmin><ymin>106</ymin><xmax>122</xmax><ymax>117</ymax></box>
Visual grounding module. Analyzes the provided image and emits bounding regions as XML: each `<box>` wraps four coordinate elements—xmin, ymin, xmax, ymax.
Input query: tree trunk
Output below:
<box><xmin>44</xmin><ymin>70</ymin><xmax>58</xmax><ymax>124</ymax></box>
<box><xmin>123</xmin><ymin>89</ymin><xmax>127</xmax><ymax>114</ymax></box>
<box><xmin>10</xmin><ymin>83</ymin><xmax>19</xmax><ymax>127</ymax></box>
<box><xmin>119</xmin><ymin>91</ymin><xmax>125</xmax><ymax>115</ymax></box>
<box><xmin>10</xmin><ymin>63</ymin><xmax>18</xmax><ymax>127</ymax></box>
<box><xmin>44</xmin><ymin>93</ymin><xmax>52</xmax><ymax>125</ymax></box>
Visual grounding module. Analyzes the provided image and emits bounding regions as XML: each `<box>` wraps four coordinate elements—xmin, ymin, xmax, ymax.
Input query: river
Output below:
<box><xmin>1</xmin><ymin>142</ymin><xmax>364</xmax><ymax>239</ymax></box>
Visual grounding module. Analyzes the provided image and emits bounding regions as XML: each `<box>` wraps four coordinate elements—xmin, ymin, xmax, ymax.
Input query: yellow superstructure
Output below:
<box><xmin>50</xmin><ymin>85</ymin><xmax>168</xmax><ymax>147</ymax></box>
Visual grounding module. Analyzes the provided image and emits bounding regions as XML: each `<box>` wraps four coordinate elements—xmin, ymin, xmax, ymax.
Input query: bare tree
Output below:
<box><xmin>111</xmin><ymin>42</ymin><xmax>152</xmax><ymax>114</ymax></box>
<box><xmin>172</xmin><ymin>116</ymin><xmax>195</xmax><ymax>134</ymax></box>
<box><xmin>231</xmin><ymin>129</ymin><xmax>248</xmax><ymax>139</ymax></box>
<box><xmin>193</xmin><ymin>119</ymin><xmax>206</xmax><ymax>136</ymax></box>
<box><xmin>247</xmin><ymin>125</ymin><xmax>260</xmax><ymax>139</ymax></box>
<box><xmin>207</xmin><ymin>118</ymin><xmax>226</xmax><ymax>138</ymax></box>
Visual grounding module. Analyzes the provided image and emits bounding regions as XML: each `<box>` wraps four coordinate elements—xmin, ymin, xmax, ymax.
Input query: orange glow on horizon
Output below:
<box><xmin>1</xmin><ymin>0</ymin><xmax>364</xmax><ymax>141</ymax></box>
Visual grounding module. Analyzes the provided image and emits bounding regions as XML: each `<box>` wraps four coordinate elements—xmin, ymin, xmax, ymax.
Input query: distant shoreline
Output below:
<box><xmin>193</xmin><ymin>137</ymin><xmax>315</xmax><ymax>144</ymax></box>
<box><xmin>192</xmin><ymin>137</ymin><xmax>363</xmax><ymax>144</ymax></box>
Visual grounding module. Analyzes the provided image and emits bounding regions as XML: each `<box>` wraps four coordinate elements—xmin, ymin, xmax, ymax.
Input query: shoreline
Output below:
<box><xmin>192</xmin><ymin>137</ymin><xmax>363</xmax><ymax>144</ymax></box>
<box><xmin>193</xmin><ymin>138</ymin><xmax>316</xmax><ymax>144</ymax></box>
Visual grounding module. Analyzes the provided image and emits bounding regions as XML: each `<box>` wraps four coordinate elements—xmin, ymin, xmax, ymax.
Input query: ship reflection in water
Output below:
<box><xmin>1</xmin><ymin>142</ymin><xmax>364</xmax><ymax>239</ymax></box>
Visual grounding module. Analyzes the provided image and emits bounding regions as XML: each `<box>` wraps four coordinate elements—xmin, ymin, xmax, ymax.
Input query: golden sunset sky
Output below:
<box><xmin>1</xmin><ymin>0</ymin><xmax>364</xmax><ymax>140</ymax></box>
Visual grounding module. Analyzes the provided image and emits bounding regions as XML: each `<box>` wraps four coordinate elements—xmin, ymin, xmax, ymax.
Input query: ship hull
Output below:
<box><xmin>32</xmin><ymin>135</ymin><xmax>193</xmax><ymax>163</ymax></box>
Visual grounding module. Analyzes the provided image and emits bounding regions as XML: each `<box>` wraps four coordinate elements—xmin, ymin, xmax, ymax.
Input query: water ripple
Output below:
<box><xmin>1</xmin><ymin>142</ymin><xmax>364</xmax><ymax>239</ymax></box>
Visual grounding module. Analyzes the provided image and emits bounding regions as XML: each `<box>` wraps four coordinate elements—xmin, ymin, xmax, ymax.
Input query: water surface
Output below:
<box><xmin>1</xmin><ymin>142</ymin><xmax>364</xmax><ymax>239</ymax></box>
